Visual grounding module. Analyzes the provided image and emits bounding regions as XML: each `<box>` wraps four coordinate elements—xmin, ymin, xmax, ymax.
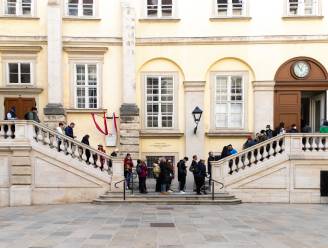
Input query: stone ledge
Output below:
<box><xmin>63</xmin><ymin>17</ymin><xmax>101</xmax><ymax>21</ymax></box>
<box><xmin>0</xmin><ymin>16</ymin><xmax>39</xmax><ymax>20</ymax></box>
<box><xmin>139</xmin><ymin>18</ymin><xmax>181</xmax><ymax>23</ymax></box>
<box><xmin>282</xmin><ymin>15</ymin><xmax>324</xmax><ymax>20</ymax></box>
<box><xmin>11</xmin><ymin>176</ymin><xmax>31</xmax><ymax>185</ymax></box>
<box><xmin>140</xmin><ymin>130</ymin><xmax>184</xmax><ymax>137</ymax></box>
<box><xmin>10</xmin><ymin>157</ymin><xmax>31</xmax><ymax>166</ymax></box>
<box><xmin>65</xmin><ymin>108</ymin><xmax>107</xmax><ymax>113</ymax></box>
<box><xmin>0</xmin><ymin>87</ymin><xmax>43</xmax><ymax>94</ymax></box>
<box><xmin>210</xmin><ymin>16</ymin><xmax>252</xmax><ymax>21</ymax></box>
<box><xmin>206</xmin><ymin>131</ymin><xmax>253</xmax><ymax>137</ymax></box>
<box><xmin>11</xmin><ymin>166</ymin><xmax>32</xmax><ymax>175</ymax></box>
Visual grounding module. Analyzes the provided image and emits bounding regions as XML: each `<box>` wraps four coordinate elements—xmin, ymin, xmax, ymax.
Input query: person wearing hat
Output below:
<box><xmin>97</xmin><ymin>144</ymin><xmax>106</xmax><ymax>170</ymax></box>
<box><xmin>111</xmin><ymin>148</ymin><xmax>119</xmax><ymax>157</ymax></box>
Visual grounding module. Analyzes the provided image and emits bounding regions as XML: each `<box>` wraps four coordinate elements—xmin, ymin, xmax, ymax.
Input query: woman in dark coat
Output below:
<box><xmin>159</xmin><ymin>159</ymin><xmax>171</xmax><ymax>194</ymax></box>
<box><xmin>81</xmin><ymin>135</ymin><xmax>91</xmax><ymax>164</ymax></box>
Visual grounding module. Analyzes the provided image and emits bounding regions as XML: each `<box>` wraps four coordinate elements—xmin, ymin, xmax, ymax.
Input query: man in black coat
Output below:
<box><xmin>207</xmin><ymin>152</ymin><xmax>215</xmax><ymax>186</ymax></box>
<box><xmin>189</xmin><ymin>155</ymin><xmax>198</xmax><ymax>192</ymax></box>
<box><xmin>177</xmin><ymin>157</ymin><xmax>189</xmax><ymax>193</ymax></box>
<box><xmin>194</xmin><ymin>159</ymin><xmax>207</xmax><ymax>195</ymax></box>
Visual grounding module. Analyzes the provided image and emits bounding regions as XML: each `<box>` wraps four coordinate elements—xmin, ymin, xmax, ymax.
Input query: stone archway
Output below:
<box><xmin>274</xmin><ymin>57</ymin><xmax>328</xmax><ymax>131</ymax></box>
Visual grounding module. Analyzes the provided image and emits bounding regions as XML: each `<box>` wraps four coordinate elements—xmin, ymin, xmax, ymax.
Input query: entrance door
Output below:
<box><xmin>4</xmin><ymin>98</ymin><xmax>36</xmax><ymax>119</ymax></box>
<box><xmin>274</xmin><ymin>91</ymin><xmax>301</xmax><ymax>130</ymax></box>
<box><xmin>311</xmin><ymin>93</ymin><xmax>326</xmax><ymax>132</ymax></box>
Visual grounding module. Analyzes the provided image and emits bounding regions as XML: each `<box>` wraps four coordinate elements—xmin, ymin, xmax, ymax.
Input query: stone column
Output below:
<box><xmin>253</xmin><ymin>81</ymin><xmax>275</xmax><ymax>133</ymax></box>
<box><xmin>119</xmin><ymin>0</ymin><xmax>140</xmax><ymax>159</ymax></box>
<box><xmin>44</xmin><ymin>0</ymin><xmax>65</xmax><ymax>129</ymax></box>
<box><xmin>184</xmin><ymin>81</ymin><xmax>206</xmax><ymax>189</ymax></box>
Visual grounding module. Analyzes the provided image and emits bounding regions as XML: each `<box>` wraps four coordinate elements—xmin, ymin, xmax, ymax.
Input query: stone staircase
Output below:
<box><xmin>93</xmin><ymin>191</ymin><xmax>241</xmax><ymax>205</ymax></box>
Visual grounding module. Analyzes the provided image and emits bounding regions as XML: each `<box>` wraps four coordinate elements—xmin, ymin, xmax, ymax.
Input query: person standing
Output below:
<box><xmin>194</xmin><ymin>159</ymin><xmax>207</xmax><ymax>195</ymax></box>
<box><xmin>4</xmin><ymin>107</ymin><xmax>17</xmax><ymax>138</ymax></box>
<box><xmin>153</xmin><ymin>160</ymin><xmax>161</xmax><ymax>192</ymax></box>
<box><xmin>166</xmin><ymin>159</ymin><xmax>174</xmax><ymax>193</ymax></box>
<box><xmin>227</xmin><ymin>144</ymin><xmax>237</xmax><ymax>155</ymax></box>
<box><xmin>24</xmin><ymin>107</ymin><xmax>40</xmax><ymax>123</ymax></box>
<box><xmin>207</xmin><ymin>152</ymin><xmax>215</xmax><ymax>187</ymax></box>
<box><xmin>159</xmin><ymin>158</ymin><xmax>170</xmax><ymax>195</ymax></box>
<box><xmin>65</xmin><ymin>122</ymin><xmax>76</xmax><ymax>139</ymax></box>
<box><xmin>81</xmin><ymin>135</ymin><xmax>91</xmax><ymax>164</ymax></box>
<box><xmin>124</xmin><ymin>153</ymin><xmax>134</xmax><ymax>190</ymax></box>
<box><xmin>289</xmin><ymin>124</ymin><xmax>299</xmax><ymax>133</ymax></box>
<box><xmin>177</xmin><ymin>157</ymin><xmax>188</xmax><ymax>193</ymax></box>
<box><xmin>97</xmin><ymin>144</ymin><xmax>106</xmax><ymax>170</ymax></box>
<box><xmin>56</xmin><ymin>122</ymin><xmax>64</xmax><ymax>152</ymax></box>
<box><xmin>137</xmin><ymin>160</ymin><xmax>148</xmax><ymax>194</ymax></box>
<box><xmin>265</xmin><ymin>125</ymin><xmax>274</xmax><ymax>139</ymax></box>
<box><xmin>189</xmin><ymin>155</ymin><xmax>198</xmax><ymax>192</ymax></box>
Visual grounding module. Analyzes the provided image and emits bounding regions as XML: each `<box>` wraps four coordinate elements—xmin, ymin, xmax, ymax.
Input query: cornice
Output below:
<box><xmin>0</xmin><ymin>87</ymin><xmax>43</xmax><ymax>94</ymax></box>
<box><xmin>63</xmin><ymin>46</ymin><xmax>108</xmax><ymax>54</ymax></box>
<box><xmin>0</xmin><ymin>46</ymin><xmax>42</xmax><ymax>53</ymax></box>
<box><xmin>253</xmin><ymin>81</ymin><xmax>275</xmax><ymax>91</ymax></box>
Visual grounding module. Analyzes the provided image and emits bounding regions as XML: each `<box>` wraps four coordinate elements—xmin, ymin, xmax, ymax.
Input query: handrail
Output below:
<box><xmin>215</xmin><ymin>134</ymin><xmax>285</xmax><ymax>167</ymax></box>
<box><xmin>32</xmin><ymin>121</ymin><xmax>113</xmax><ymax>161</ymax></box>
<box><xmin>206</xmin><ymin>175</ymin><xmax>224</xmax><ymax>201</ymax></box>
<box><xmin>114</xmin><ymin>179</ymin><xmax>126</xmax><ymax>201</ymax></box>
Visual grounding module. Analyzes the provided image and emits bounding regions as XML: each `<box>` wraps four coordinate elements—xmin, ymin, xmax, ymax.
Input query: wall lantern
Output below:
<box><xmin>192</xmin><ymin>106</ymin><xmax>203</xmax><ymax>134</ymax></box>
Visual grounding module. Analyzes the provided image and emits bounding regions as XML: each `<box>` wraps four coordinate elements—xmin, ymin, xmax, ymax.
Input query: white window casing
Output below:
<box><xmin>142</xmin><ymin>72</ymin><xmax>179</xmax><ymax>130</ymax></box>
<box><xmin>215</xmin><ymin>0</ymin><xmax>247</xmax><ymax>17</ymax></box>
<box><xmin>73</xmin><ymin>63</ymin><xmax>100</xmax><ymax>109</ymax></box>
<box><xmin>211</xmin><ymin>71</ymin><xmax>248</xmax><ymax>130</ymax></box>
<box><xmin>145</xmin><ymin>0</ymin><xmax>176</xmax><ymax>18</ymax></box>
<box><xmin>4</xmin><ymin>61</ymin><xmax>34</xmax><ymax>85</ymax></box>
<box><xmin>3</xmin><ymin>0</ymin><xmax>35</xmax><ymax>16</ymax></box>
<box><xmin>65</xmin><ymin>0</ymin><xmax>96</xmax><ymax>17</ymax></box>
<box><xmin>286</xmin><ymin>0</ymin><xmax>319</xmax><ymax>16</ymax></box>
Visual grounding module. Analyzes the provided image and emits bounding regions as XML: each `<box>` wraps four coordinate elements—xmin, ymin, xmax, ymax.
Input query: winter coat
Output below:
<box><xmin>220</xmin><ymin>147</ymin><xmax>230</xmax><ymax>159</ymax></box>
<box><xmin>159</xmin><ymin>161</ymin><xmax>171</xmax><ymax>184</ymax></box>
<box><xmin>81</xmin><ymin>136</ymin><xmax>90</xmax><ymax>158</ymax></box>
<box><xmin>124</xmin><ymin>158</ymin><xmax>133</xmax><ymax>172</ymax></box>
<box><xmin>194</xmin><ymin>161</ymin><xmax>206</xmax><ymax>178</ymax></box>
<box><xmin>177</xmin><ymin>160</ymin><xmax>187</xmax><ymax>180</ymax></box>
<box><xmin>189</xmin><ymin>160</ymin><xmax>198</xmax><ymax>174</ymax></box>
<box><xmin>243</xmin><ymin>139</ymin><xmax>257</xmax><ymax>149</ymax></box>
<box><xmin>65</xmin><ymin>126</ymin><xmax>74</xmax><ymax>138</ymax></box>
<box><xmin>138</xmin><ymin>162</ymin><xmax>148</xmax><ymax>178</ymax></box>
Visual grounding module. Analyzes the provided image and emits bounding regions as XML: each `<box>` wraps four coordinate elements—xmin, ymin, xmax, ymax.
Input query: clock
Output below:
<box><xmin>292</xmin><ymin>61</ymin><xmax>310</xmax><ymax>79</ymax></box>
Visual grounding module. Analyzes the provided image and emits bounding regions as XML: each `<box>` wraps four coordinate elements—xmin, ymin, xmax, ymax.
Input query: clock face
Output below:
<box><xmin>293</xmin><ymin>61</ymin><xmax>310</xmax><ymax>78</ymax></box>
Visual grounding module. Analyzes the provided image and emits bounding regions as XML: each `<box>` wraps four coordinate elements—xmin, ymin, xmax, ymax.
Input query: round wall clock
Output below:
<box><xmin>292</xmin><ymin>61</ymin><xmax>310</xmax><ymax>78</ymax></box>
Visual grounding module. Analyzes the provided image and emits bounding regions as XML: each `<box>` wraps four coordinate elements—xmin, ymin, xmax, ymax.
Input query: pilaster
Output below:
<box><xmin>120</xmin><ymin>1</ymin><xmax>140</xmax><ymax>158</ymax></box>
<box><xmin>253</xmin><ymin>81</ymin><xmax>275</xmax><ymax>132</ymax></box>
<box><xmin>44</xmin><ymin>0</ymin><xmax>66</xmax><ymax>128</ymax></box>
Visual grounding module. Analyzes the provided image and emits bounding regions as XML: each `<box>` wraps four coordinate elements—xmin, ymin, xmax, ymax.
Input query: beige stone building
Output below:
<box><xmin>1</xmin><ymin>0</ymin><xmax>328</xmax><ymax>167</ymax></box>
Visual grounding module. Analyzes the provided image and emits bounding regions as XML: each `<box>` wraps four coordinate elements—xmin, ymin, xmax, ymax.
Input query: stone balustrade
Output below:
<box><xmin>212</xmin><ymin>133</ymin><xmax>328</xmax><ymax>184</ymax></box>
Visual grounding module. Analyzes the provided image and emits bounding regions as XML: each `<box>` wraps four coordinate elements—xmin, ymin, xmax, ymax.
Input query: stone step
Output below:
<box><xmin>98</xmin><ymin>194</ymin><xmax>236</xmax><ymax>201</ymax></box>
<box><xmin>93</xmin><ymin>198</ymin><xmax>242</xmax><ymax>205</ymax></box>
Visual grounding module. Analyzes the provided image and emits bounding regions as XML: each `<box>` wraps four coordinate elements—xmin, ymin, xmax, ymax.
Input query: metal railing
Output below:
<box><xmin>114</xmin><ymin>179</ymin><xmax>126</xmax><ymax>201</ymax></box>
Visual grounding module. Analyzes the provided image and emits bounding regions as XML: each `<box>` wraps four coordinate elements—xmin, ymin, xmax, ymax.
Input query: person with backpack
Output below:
<box><xmin>153</xmin><ymin>160</ymin><xmax>161</xmax><ymax>192</ymax></box>
<box><xmin>124</xmin><ymin>153</ymin><xmax>134</xmax><ymax>190</ymax></box>
<box><xmin>137</xmin><ymin>160</ymin><xmax>148</xmax><ymax>194</ymax></box>
<box><xmin>177</xmin><ymin>157</ymin><xmax>188</xmax><ymax>193</ymax></box>
<box><xmin>189</xmin><ymin>155</ymin><xmax>198</xmax><ymax>192</ymax></box>
<box><xmin>194</xmin><ymin>159</ymin><xmax>207</xmax><ymax>195</ymax></box>
<box><xmin>24</xmin><ymin>107</ymin><xmax>40</xmax><ymax>123</ymax></box>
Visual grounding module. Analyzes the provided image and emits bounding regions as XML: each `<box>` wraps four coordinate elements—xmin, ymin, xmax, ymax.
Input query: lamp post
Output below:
<box><xmin>192</xmin><ymin>106</ymin><xmax>203</xmax><ymax>134</ymax></box>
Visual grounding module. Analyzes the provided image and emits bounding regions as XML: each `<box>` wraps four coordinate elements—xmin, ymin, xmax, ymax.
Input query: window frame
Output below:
<box><xmin>72</xmin><ymin>63</ymin><xmax>100</xmax><ymax>110</ymax></box>
<box><xmin>142</xmin><ymin>72</ymin><xmax>179</xmax><ymax>130</ymax></box>
<box><xmin>285</xmin><ymin>0</ymin><xmax>320</xmax><ymax>16</ymax></box>
<box><xmin>145</xmin><ymin>0</ymin><xmax>176</xmax><ymax>19</ymax></box>
<box><xmin>213</xmin><ymin>0</ymin><xmax>248</xmax><ymax>18</ymax></box>
<box><xmin>64</xmin><ymin>0</ymin><xmax>97</xmax><ymax>18</ymax></box>
<box><xmin>5</xmin><ymin>60</ymin><xmax>34</xmax><ymax>86</ymax></box>
<box><xmin>2</xmin><ymin>0</ymin><xmax>35</xmax><ymax>17</ymax></box>
<box><xmin>211</xmin><ymin>71</ymin><xmax>249</xmax><ymax>131</ymax></box>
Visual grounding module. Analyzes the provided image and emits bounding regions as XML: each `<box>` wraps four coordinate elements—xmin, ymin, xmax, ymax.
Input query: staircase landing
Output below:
<box><xmin>93</xmin><ymin>192</ymin><xmax>242</xmax><ymax>205</ymax></box>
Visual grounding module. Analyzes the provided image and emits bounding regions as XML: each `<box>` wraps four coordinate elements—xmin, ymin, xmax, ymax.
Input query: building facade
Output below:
<box><xmin>0</xmin><ymin>0</ymin><xmax>328</xmax><ymax>169</ymax></box>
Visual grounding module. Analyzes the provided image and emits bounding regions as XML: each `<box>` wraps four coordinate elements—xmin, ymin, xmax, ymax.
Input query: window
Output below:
<box><xmin>145</xmin><ymin>75</ymin><xmax>174</xmax><ymax>128</ymax></box>
<box><xmin>7</xmin><ymin>62</ymin><xmax>31</xmax><ymax>84</ymax></box>
<box><xmin>74</xmin><ymin>64</ymin><xmax>98</xmax><ymax>109</ymax></box>
<box><xmin>216</xmin><ymin>0</ymin><xmax>246</xmax><ymax>17</ymax></box>
<box><xmin>215</xmin><ymin>75</ymin><xmax>244</xmax><ymax>128</ymax></box>
<box><xmin>147</xmin><ymin>0</ymin><xmax>173</xmax><ymax>18</ymax></box>
<box><xmin>66</xmin><ymin>0</ymin><xmax>94</xmax><ymax>17</ymax></box>
<box><xmin>4</xmin><ymin>0</ymin><xmax>33</xmax><ymax>16</ymax></box>
<box><xmin>287</xmin><ymin>0</ymin><xmax>318</xmax><ymax>16</ymax></box>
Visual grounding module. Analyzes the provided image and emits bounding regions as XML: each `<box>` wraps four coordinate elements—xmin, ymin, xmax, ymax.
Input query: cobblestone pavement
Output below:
<box><xmin>0</xmin><ymin>203</ymin><xmax>327</xmax><ymax>248</ymax></box>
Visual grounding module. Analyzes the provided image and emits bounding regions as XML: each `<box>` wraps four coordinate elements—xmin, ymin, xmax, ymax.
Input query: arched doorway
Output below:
<box><xmin>275</xmin><ymin>57</ymin><xmax>328</xmax><ymax>132</ymax></box>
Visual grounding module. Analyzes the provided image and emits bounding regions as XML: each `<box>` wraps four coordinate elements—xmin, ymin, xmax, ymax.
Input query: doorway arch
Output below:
<box><xmin>274</xmin><ymin>57</ymin><xmax>328</xmax><ymax>132</ymax></box>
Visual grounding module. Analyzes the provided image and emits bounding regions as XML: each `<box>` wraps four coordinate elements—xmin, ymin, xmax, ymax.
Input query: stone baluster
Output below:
<box><xmin>305</xmin><ymin>137</ymin><xmax>312</xmax><ymax>151</ymax></box>
<box><xmin>269</xmin><ymin>142</ymin><xmax>275</xmax><ymax>157</ymax></box>
<box><xmin>0</xmin><ymin>124</ymin><xmax>5</xmax><ymax>139</ymax></box>
<box><xmin>318</xmin><ymin>137</ymin><xmax>324</xmax><ymax>151</ymax></box>
<box><xmin>81</xmin><ymin>148</ymin><xmax>88</xmax><ymax>163</ymax></box>
<box><xmin>96</xmin><ymin>155</ymin><xmax>102</xmax><ymax>169</ymax></box>
<box><xmin>262</xmin><ymin>145</ymin><xmax>269</xmax><ymax>160</ymax></box>
<box><xmin>43</xmin><ymin>131</ymin><xmax>50</xmax><ymax>145</ymax></box>
<box><xmin>89</xmin><ymin>152</ymin><xmax>95</xmax><ymax>165</ymax></box>
<box><xmin>244</xmin><ymin>153</ymin><xmax>249</xmax><ymax>169</ymax></box>
<box><xmin>74</xmin><ymin>144</ymin><xmax>80</xmax><ymax>158</ymax></box>
<box><xmin>60</xmin><ymin>140</ymin><xmax>66</xmax><ymax>153</ymax></box>
<box><xmin>66</xmin><ymin>141</ymin><xmax>72</xmax><ymax>155</ymax></box>
<box><xmin>324</xmin><ymin>137</ymin><xmax>328</xmax><ymax>150</ymax></box>
<box><xmin>249</xmin><ymin>151</ymin><xmax>256</xmax><ymax>166</ymax></box>
<box><xmin>255</xmin><ymin>148</ymin><xmax>261</xmax><ymax>163</ymax></box>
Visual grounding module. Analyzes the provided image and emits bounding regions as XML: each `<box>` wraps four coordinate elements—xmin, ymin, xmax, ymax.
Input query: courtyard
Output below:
<box><xmin>0</xmin><ymin>203</ymin><xmax>327</xmax><ymax>248</ymax></box>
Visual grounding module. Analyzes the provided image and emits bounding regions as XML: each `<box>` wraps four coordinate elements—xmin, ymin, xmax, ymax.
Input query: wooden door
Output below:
<box><xmin>274</xmin><ymin>91</ymin><xmax>301</xmax><ymax>130</ymax></box>
<box><xmin>4</xmin><ymin>98</ymin><xmax>36</xmax><ymax>120</ymax></box>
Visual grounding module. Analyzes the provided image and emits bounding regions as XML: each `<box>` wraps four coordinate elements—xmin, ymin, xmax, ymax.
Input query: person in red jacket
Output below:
<box><xmin>137</xmin><ymin>159</ymin><xmax>148</xmax><ymax>194</ymax></box>
<box><xmin>124</xmin><ymin>153</ymin><xmax>134</xmax><ymax>189</ymax></box>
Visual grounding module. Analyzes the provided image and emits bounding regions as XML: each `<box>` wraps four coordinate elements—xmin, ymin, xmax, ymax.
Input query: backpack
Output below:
<box><xmin>136</xmin><ymin>164</ymin><xmax>142</xmax><ymax>175</ymax></box>
<box><xmin>153</xmin><ymin>163</ymin><xmax>161</xmax><ymax>178</ymax></box>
